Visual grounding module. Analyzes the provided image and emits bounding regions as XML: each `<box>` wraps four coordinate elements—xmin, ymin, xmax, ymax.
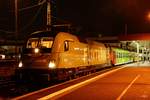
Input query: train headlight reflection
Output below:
<box><xmin>18</xmin><ymin>61</ymin><xmax>23</xmax><ymax>68</ymax></box>
<box><xmin>48</xmin><ymin>60</ymin><xmax>56</xmax><ymax>69</ymax></box>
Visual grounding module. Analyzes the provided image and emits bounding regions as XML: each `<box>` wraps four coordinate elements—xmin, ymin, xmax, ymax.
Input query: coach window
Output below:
<box><xmin>64</xmin><ymin>41</ymin><xmax>69</xmax><ymax>51</ymax></box>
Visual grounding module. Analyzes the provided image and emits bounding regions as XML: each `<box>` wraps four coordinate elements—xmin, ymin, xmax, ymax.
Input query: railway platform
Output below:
<box><xmin>11</xmin><ymin>62</ymin><xmax>150</xmax><ymax>100</ymax></box>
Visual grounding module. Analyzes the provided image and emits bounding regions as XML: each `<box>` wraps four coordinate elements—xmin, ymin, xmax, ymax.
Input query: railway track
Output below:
<box><xmin>0</xmin><ymin>80</ymin><xmax>16</xmax><ymax>88</ymax></box>
<box><xmin>0</xmin><ymin>66</ymin><xmax>115</xmax><ymax>99</ymax></box>
<box><xmin>0</xmin><ymin>79</ymin><xmax>33</xmax><ymax>98</ymax></box>
<box><xmin>0</xmin><ymin>78</ymin><xmax>58</xmax><ymax>98</ymax></box>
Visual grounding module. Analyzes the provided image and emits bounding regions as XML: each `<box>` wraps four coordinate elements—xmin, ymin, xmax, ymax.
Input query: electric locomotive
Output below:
<box><xmin>16</xmin><ymin>31</ymin><xmax>110</xmax><ymax>81</ymax></box>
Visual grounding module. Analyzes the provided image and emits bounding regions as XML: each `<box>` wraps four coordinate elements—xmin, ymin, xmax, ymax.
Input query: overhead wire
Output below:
<box><xmin>0</xmin><ymin>0</ymin><xmax>71</xmax><ymax>34</ymax></box>
<box><xmin>19</xmin><ymin>3</ymin><xmax>44</xmax><ymax>31</ymax></box>
<box><xmin>0</xmin><ymin>0</ymin><xmax>46</xmax><ymax>34</ymax></box>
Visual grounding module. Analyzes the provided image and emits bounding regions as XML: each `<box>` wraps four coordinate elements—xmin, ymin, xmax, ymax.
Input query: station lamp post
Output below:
<box><xmin>133</xmin><ymin>41</ymin><xmax>140</xmax><ymax>61</ymax></box>
<box><xmin>135</xmin><ymin>42</ymin><xmax>139</xmax><ymax>54</ymax></box>
<box><xmin>15</xmin><ymin>0</ymin><xmax>18</xmax><ymax>39</ymax></box>
<box><xmin>14</xmin><ymin>0</ymin><xmax>19</xmax><ymax>61</ymax></box>
<box><xmin>133</xmin><ymin>41</ymin><xmax>139</xmax><ymax>54</ymax></box>
<box><xmin>147</xmin><ymin>12</ymin><xmax>150</xmax><ymax>21</ymax></box>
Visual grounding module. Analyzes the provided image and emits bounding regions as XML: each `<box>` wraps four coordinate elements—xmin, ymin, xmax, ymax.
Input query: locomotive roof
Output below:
<box><xmin>28</xmin><ymin>31</ymin><xmax>88</xmax><ymax>43</ymax></box>
<box><xmin>28</xmin><ymin>31</ymin><xmax>57</xmax><ymax>38</ymax></box>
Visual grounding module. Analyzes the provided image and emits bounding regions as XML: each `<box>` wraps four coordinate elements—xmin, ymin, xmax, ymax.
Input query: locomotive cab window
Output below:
<box><xmin>64</xmin><ymin>41</ymin><xmax>69</xmax><ymax>51</ymax></box>
<box><xmin>27</xmin><ymin>38</ymin><xmax>39</xmax><ymax>48</ymax></box>
<box><xmin>40</xmin><ymin>37</ymin><xmax>53</xmax><ymax>48</ymax></box>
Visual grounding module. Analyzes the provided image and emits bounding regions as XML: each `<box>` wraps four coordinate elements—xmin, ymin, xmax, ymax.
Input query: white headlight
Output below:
<box><xmin>18</xmin><ymin>61</ymin><xmax>23</xmax><ymax>68</ymax></box>
<box><xmin>48</xmin><ymin>60</ymin><xmax>56</xmax><ymax>69</ymax></box>
<box><xmin>34</xmin><ymin>48</ymin><xmax>39</xmax><ymax>53</ymax></box>
<box><xmin>1</xmin><ymin>55</ymin><xmax>5</xmax><ymax>59</ymax></box>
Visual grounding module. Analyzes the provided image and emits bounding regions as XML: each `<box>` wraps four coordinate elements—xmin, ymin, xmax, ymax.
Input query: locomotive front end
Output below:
<box><xmin>16</xmin><ymin>31</ymin><xmax>57</xmax><ymax>81</ymax></box>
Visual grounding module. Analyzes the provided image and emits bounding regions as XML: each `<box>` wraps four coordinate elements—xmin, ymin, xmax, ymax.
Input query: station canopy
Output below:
<box><xmin>119</xmin><ymin>33</ymin><xmax>150</xmax><ymax>52</ymax></box>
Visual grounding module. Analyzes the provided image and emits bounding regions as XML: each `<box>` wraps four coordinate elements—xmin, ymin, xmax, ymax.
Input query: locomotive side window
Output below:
<box><xmin>64</xmin><ymin>41</ymin><xmax>69</xmax><ymax>51</ymax></box>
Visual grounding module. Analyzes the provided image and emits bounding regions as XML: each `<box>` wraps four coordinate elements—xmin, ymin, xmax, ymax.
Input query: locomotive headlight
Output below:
<box><xmin>1</xmin><ymin>54</ymin><xmax>5</xmax><ymax>59</ymax></box>
<box><xmin>48</xmin><ymin>60</ymin><xmax>56</xmax><ymax>69</ymax></box>
<box><xmin>34</xmin><ymin>48</ymin><xmax>39</xmax><ymax>53</ymax></box>
<box><xmin>18</xmin><ymin>61</ymin><xmax>23</xmax><ymax>68</ymax></box>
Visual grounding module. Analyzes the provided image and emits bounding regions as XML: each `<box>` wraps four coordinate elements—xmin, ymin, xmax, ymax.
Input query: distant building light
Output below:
<box><xmin>98</xmin><ymin>34</ymin><xmax>102</xmax><ymax>38</ymax></box>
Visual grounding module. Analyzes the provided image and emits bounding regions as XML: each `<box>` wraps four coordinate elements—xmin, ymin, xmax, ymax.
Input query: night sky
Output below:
<box><xmin>0</xmin><ymin>0</ymin><xmax>150</xmax><ymax>38</ymax></box>
<box><xmin>58</xmin><ymin>0</ymin><xmax>150</xmax><ymax>36</ymax></box>
<box><xmin>60</xmin><ymin>0</ymin><xmax>150</xmax><ymax>35</ymax></box>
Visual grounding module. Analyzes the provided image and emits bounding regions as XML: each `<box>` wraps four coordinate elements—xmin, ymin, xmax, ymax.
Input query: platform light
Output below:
<box><xmin>139</xmin><ymin>54</ymin><xmax>142</xmax><ymax>57</ymax></box>
<box><xmin>147</xmin><ymin>12</ymin><xmax>150</xmax><ymax>21</ymax></box>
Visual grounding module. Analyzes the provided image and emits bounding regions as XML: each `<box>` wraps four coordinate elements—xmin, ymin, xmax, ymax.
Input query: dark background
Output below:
<box><xmin>58</xmin><ymin>0</ymin><xmax>150</xmax><ymax>36</ymax></box>
<box><xmin>0</xmin><ymin>0</ymin><xmax>150</xmax><ymax>39</ymax></box>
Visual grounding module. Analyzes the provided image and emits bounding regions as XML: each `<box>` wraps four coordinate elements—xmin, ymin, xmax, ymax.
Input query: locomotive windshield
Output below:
<box><xmin>23</xmin><ymin>37</ymin><xmax>54</xmax><ymax>54</ymax></box>
<box><xmin>22</xmin><ymin>31</ymin><xmax>57</xmax><ymax>54</ymax></box>
<box><xmin>27</xmin><ymin>37</ymin><xmax>53</xmax><ymax>48</ymax></box>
